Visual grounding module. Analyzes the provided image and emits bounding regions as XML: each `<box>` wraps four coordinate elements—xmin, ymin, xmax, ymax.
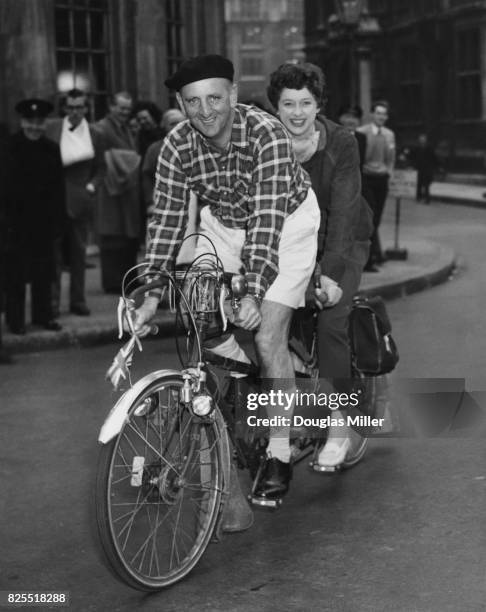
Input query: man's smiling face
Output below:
<box><xmin>177</xmin><ymin>78</ymin><xmax>237</xmax><ymax>149</ymax></box>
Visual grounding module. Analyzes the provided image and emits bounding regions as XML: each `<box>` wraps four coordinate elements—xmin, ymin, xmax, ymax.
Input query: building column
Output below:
<box><xmin>357</xmin><ymin>45</ymin><xmax>372</xmax><ymax>119</ymax></box>
<box><xmin>0</xmin><ymin>0</ymin><xmax>57</xmax><ymax>129</ymax></box>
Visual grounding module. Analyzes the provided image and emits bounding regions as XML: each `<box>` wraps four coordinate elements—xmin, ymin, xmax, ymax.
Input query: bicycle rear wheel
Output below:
<box><xmin>95</xmin><ymin>374</ymin><xmax>225</xmax><ymax>591</ymax></box>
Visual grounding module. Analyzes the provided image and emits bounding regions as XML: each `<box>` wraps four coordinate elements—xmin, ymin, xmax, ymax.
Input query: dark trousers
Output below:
<box><xmin>416</xmin><ymin>172</ymin><xmax>432</xmax><ymax>203</ymax></box>
<box><xmin>99</xmin><ymin>235</ymin><xmax>139</xmax><ymax>294</ymax></box>
<box><xmin>317</xmin><ymin>241</ymin><xmax>369</xmax><ymax>391</ymax></box>
<box><xmin>362</xmin><ymin>173</ymin><xmax>389</xmax><ymax>263</ymax></box>
<box><xmin>52</xmin><ymin>217</ymin><xmax>90</xmax><ymax>312</ymax></box>
<box><xmin>6</xmin><ymin>258</ymin><xmax>54</xmax><ymax>330</ymax></box>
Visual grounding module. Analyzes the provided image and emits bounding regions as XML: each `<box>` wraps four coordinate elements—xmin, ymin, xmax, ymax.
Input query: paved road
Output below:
<box><xmin>1</xmin><ymin>202</ymin><xmax>485</xmax><ymax>612</ymax></box>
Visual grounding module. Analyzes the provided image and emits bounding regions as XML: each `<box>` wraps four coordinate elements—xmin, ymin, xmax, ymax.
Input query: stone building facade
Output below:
<box><xmin>0</xmin><ymin>0</ymin><xmax>225</xmax><ymax>128</ymax></box>
<box><xmin>305</xmin><ymin>0</ymin><xmax>486</xmax><ymax>172</ymax></box>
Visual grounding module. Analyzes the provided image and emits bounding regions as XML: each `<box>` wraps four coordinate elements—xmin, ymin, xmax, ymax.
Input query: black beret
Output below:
<box><xmin>15</xmin><ymin>98</ymin><xmax>54</xmax><ymax>119</ymax></box>
<box><xmin>165</xmin><ymin>54</ymin><xmax>234</xmax><ymax>91</ymax></box>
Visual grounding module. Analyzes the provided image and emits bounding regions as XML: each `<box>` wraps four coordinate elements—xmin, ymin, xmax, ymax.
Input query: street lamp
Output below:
<box><xmin>333</xmin><ymin>0</ymin><xmax>365</xmax><ymax>103</ymax></box>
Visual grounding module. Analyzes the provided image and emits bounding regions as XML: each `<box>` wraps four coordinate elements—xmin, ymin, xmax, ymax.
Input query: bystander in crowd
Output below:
<box><xmin>4</xmin><ymin>99</ymin><xmax>66</xmax><ymax>333</ymax></box>
<box><xmin>358</xmin><ymin>101</ymin><xmax>396</xmax><ymax>272</ymax></box>
<box><xmin>410</xmin><ymin>133</ymin><xmax>438</xmax><ymax>204</ymax></box>
<box><xmin>94</xmin><ymin>92</ymin><xmax>141</xmax><ymax>293</ymax></box>
<box><xmin>141</xmin><ymin>108</ymin><xmax>185</xmax><ymax>214</ymax></box>
<box><xmin>133</xmin><ymin>101</ymin><xmax>164</xmax><ymax>159</ymax></box>
<box><xmin>46</xmin><ymin>89</ymin><xmax>105</xmax><ymax>316</ymax></box>
<box><xmin>338</xmin><ymin>104</ymin><xmax>367</xmax><ymax>170</ymax></box>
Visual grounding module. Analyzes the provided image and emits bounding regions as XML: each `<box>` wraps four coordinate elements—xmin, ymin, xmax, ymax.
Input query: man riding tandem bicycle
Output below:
<box><xmin>95</xmin><ymin>54</ymin><xmax>378</xmax><ymax>591</ymax></box>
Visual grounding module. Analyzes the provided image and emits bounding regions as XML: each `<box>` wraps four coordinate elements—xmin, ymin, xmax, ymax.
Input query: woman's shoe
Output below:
<box><xmin>312</xmin><ymin>437</ymin><xmax>351</xmax><ymax>472</ymax></box>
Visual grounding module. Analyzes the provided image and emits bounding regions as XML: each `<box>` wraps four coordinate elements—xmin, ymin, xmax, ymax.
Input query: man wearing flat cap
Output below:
<box><xmin>4</xmin><ymin>98</ymin><xmax>66</xmax><ymax>333</ymax></box>
<box><xmin>133</xmin><ymin>54</ymin><xmax>320</xmax><ymax>508</ymax></box>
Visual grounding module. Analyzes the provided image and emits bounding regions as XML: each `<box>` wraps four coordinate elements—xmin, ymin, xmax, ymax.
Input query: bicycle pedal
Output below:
<box><xmin>309</xmin><ymin>460</ymin><xmax>342</xmax><ymax>473</ymax></box>
<box><xmin>248</xmin><ymin>494</ymin><xmax>282</xmax><ymax>509</ymax></box>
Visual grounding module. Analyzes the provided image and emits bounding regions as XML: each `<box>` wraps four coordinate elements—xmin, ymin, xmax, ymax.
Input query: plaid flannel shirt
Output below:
<box><xmin>145</xmin><ymin>104</ymin><xmax>310</xmax><ymax>299</ymax></box>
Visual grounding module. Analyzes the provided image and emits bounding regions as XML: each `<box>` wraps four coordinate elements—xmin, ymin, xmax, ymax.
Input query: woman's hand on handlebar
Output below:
<box><xmin>233</xmin><ymin>295</ymin><xmax>261</xmax><ymax>331</ymax></box>
<box><xmin>314</xmin><ymin>275</ymin><xmax>343</xmax><ymax>309</ymax></box>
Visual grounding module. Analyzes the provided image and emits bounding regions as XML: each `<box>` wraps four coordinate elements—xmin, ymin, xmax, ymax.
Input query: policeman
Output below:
<box><xmin>4</xmin><ymin>98</ymin><xmax>66</xmax><ymax>333</ymax></box>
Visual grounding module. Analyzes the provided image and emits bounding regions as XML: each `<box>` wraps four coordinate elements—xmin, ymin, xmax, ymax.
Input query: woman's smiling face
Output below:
<box><xmin>277</xmin><ymin>87</ymin><xmax>319</xmax><ymax>137</ymax></box>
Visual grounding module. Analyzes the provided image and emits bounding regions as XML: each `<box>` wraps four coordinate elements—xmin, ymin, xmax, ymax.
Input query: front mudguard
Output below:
<box><xmin>98</xmin><ymin>369</ymin><xmax>182</xmax><ymax>444</ymax></box>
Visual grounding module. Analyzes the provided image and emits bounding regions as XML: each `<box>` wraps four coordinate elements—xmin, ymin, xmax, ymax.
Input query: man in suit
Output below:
<box><xmin>358</xmin><ymin>101</ymin><xmax>396</xmax><ymax>271</ymax></box>
<box><xmin>94</xmin><ymin>92</ymin><xmax>141</xmax><ymax>293</ymax></box>
<box><xmin>46</xmin><ymin>89</ymin><xmax>104</xmax><ymax>315</ymax></box>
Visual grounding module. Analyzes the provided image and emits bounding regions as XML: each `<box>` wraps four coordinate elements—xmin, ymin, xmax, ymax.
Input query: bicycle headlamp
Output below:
<box><xmin>192</xmin><ymin>393</ymin><xmax>214</xmax><ymax>417</ymax></box>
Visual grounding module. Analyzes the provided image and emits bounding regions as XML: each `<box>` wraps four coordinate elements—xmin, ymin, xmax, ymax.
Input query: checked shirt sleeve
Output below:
<box><xmin>242</xmin><ymin>131</ymin><xmax>294</xmax><ymax>298</ymax></box>
<box><xmin>144</xmin><ymin>137</ymin><xmax>190</xmax><ymax>295</ymax></box>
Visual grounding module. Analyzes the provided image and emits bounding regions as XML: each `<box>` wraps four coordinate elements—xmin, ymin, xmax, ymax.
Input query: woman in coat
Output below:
<box><xmin>267</xmin><ymin>63</ymin><xmax>373</xmax><ymax>468</ymax></box>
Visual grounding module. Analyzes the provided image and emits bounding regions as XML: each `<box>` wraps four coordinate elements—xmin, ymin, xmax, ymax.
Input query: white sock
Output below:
<box><xmin>207</xmin><ymin>334</ymin><xmax>251</xmax><ymax>377</ymax></box>
<box><xmin>267</xmin><ymin>434</ymin><xmax>291</xmax><ymax>463</ymax></box>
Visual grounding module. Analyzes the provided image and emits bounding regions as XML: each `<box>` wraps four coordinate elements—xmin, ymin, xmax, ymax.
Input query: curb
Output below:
<box><xmin>431</xmin><ymin>195</ymin><xmax>486</xmax><ymax>209</ymax></box>
<box><xmin>3</xmin><ymin>245</ymin><xmax>457</xmax><ymax>355</ymax></box>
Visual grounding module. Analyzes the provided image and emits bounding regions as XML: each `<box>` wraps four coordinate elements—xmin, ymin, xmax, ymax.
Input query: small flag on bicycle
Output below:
<box><xmin>106</xmin><ymin>336</ymin><xmax>136</xmax><ymax>390</ymax></box>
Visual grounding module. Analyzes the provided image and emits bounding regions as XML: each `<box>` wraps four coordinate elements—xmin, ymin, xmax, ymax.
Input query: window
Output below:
<box><xmin>284</xmin><ymin>25</ymin><xmax>303</xmax><ymax>48</ymax></box>
<box><xmin>166</xmin><ymin>0</ymin><xmax>184</xmax><ymax>77</ymax></box>
<box><xmin>456</xmin><ymin>28</ymin><xmax>481</xmax><ymax>119</ymax></box>
<box><xmin>241</xmin><ymin>25</ymin><xmax>263</xmax><ymax>46</ymax></box>
<box><xmin>285</xmin><ymin>0</ymin><xmax>303</xmax><ymax>21</ymax></box>
<box><xmin>241</xmin><ymin>55</ymin><xmax>264</xmax><ymax>77</ymax></box>
<box><xmin>398</xmin><ymin>45</ymin><xmax>422</xmax><ymax>120</ymax></box>
<box><xmin>54</xmin><ymin>0</ymin><xmax>109</xmax><ymax>119</ymax></box>
<box><xmin>240</xmin><ymin>0</ymin><xmax>262</xmax><ymax>20</ymax></box>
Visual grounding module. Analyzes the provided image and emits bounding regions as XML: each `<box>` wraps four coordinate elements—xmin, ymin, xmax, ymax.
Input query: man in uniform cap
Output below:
<box><xmin>4</xmin><ymin>98</ymin><xmax>66</xmax><ymax>333</ymax></box>
<box><xmin>132</xmin><ymin>54</ymin><xmax>321</xmax><ymax>510</ymax></box>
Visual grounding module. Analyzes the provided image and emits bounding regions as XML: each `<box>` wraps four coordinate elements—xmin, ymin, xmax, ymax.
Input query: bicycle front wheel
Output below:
<box><xmin>95</xmin><ymin>373</ymin><xmax>226</xmax><ymax>591</ymax></box>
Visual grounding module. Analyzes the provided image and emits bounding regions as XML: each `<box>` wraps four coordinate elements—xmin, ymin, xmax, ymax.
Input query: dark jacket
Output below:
<box><xmin>354</xmin><ymin>130</ymin><xmax>367</xmax><ymax>171</ymax></box>
<box><xmin>5</xmin><ymin>132</ymin><xmax>66</xmax><ymax>258</ymax></box>
<box><xmin>302</xmin><ymin>117</ymin><xmax>373</xmax><ymax>283</ymax></box>
<box><xmin>410</xmin><ymin>145</ymin><xmax>437</xmax><ymax>180</ymax></box>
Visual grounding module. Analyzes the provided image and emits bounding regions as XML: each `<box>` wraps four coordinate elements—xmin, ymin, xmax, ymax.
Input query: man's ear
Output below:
<box><xmin>175</xmin><ymin>93</ymin><xmax>187</xmax><ymax>117</ymax></box>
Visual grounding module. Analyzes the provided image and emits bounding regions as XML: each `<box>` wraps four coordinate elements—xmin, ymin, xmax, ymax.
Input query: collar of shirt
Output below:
<box><xmin>371</xmin><ymin>123</ymin><xmax>384</xmax><ymax>135</ymax></box>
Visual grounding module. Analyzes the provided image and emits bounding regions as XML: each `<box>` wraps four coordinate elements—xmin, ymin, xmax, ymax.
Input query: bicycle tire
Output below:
<box><xmin>95</xmin><ymin>373</ymin><xmax>226</xmax><ymax>591</ymax></box>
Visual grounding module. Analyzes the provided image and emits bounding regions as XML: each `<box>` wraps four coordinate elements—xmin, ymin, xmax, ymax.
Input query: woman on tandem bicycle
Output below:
<box><xmin>267</xmin><ymin>61</ymin><xmax>373</xmax><ymax>471</ymax></box>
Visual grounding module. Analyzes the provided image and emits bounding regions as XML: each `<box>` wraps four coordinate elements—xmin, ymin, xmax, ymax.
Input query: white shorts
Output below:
<box><xmin>194</xmin><ymin>188</ymin><xmax>320</xmax><ymax>308</ymax></box>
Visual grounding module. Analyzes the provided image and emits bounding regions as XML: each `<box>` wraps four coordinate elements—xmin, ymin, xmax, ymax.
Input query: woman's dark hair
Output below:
<box><xmin>133</xmin><ymin>100</ymin><xmax>162</xmax><ymax>124</ymax></box>
<box><xmin>267</xmin><ymin>62</ymin><xmax>327</xmax><ymax>110</ymax></box>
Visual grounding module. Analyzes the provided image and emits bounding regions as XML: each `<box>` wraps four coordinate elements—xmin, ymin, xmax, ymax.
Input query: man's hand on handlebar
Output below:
<box><xmin>233</xmin><ymin>295</ymin><xmax>262</xmax><ymax>331</ymax></box>
<box><xmin>125</xmin><ymin>296</ymin><xmax>159</xmax><ymax>337</ymax></box>
<box><xmin>314</xmin><ymin>275</ymin><xmax>343</xmax><ymax>309</ymax></box>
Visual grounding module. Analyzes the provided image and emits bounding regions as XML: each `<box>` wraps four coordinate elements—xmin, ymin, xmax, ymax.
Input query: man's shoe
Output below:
<box><xmin>43</xmin><ymin>320</ymin><xmax>62</xmax><ymax>331</ymax></box>
<box><xmin>251</xmin><ymin>457</ymin><xmax>291</xmax><ymax>507</ymax></box>
<box><xmin>70</xmin><ymin>305</ymin><xmax>91</xmax><ymax>316</ymax></box>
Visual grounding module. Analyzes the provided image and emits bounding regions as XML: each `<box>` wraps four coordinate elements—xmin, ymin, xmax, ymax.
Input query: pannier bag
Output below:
<box><xmin>349</xmin><ymin>295</ymin><xmax>399</xmax><ymax>376</ymax></box>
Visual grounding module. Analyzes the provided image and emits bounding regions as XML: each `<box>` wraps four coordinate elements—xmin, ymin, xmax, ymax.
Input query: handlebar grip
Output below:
<box><xmin>127</xmin><ymin>280</ymin><xmax>168</xmax><ymax>300</ymax></box>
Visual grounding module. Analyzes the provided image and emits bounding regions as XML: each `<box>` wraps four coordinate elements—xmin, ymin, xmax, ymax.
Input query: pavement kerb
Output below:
<box><xmin>3</xmin><ymin>240</ymin><xmax>457</xmax><ymax>355</ymax></box>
